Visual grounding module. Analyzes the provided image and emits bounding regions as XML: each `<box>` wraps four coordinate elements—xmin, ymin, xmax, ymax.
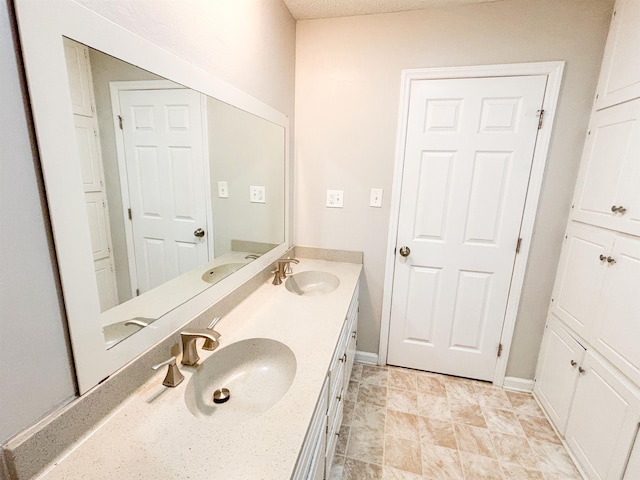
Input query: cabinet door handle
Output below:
<box><xmin>607</xmin><ymin>256</ymin><xmax>616</xmax><ymax>264</ymax></box>
<box><xmin>570</xmin><ymin>360</ymin><xmax>577</xmax><ymax>367</ymax></box>
<box><xmin>578</xmin><ymin>367</ymin><xmax>586</xmax><ymax>374</ymax></box>
<box><xmin>351</xmin><ymin>331</ymin><xmax>357</xmax><ymax>339</ymax></box>
<box><xmin>611</xmin><ymin>205</ymin><xmax>627</xmax><ymax>214</ymax></box>
<box><xmin>340</xmin><ymin>353</ymin><xmax>347</xmax><ymax>363</ymax></box>
<box><xmin>599</xmin><ymin>254</ymin><xmax>607</xmax><ymax>262</ymax></box>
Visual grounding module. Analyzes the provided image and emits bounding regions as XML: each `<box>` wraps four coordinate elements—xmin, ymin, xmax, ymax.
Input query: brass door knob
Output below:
<box><xmin>194</xmin><ymin>228</ymin><xmax>205</xmax><ymax>238</ymax></box>
<box><xmin>399</xmin><ymin>246</ymin><xmax>411</xmax><ymax>257</ymax></box>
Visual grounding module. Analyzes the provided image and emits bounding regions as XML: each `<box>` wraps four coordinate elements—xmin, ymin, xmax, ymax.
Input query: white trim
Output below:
<box><xmin>378</xmin><ymin>62</ymin><xmax>565</xmax><ymax>387</ymax></box>
<box><xmin>355</xmin><ymin>351</ymin><xmax>379</xmax><ymax>365</ymax></box>
<box><xmin>503</xmin><ymin>376</ymin><xmax>536</xmax><ymax>393</ymax></box>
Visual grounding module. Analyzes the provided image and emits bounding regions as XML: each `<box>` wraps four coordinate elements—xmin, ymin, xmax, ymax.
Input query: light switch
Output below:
<box><xmin>250</xmin><ymin>186</ymin><xmax>266</xmax><ymax>203</ymax></box>
<box><xmin>218</xmin><ymin>181</ymin><xmax>229</xmax><ymax>198</ymax></box>
<box><xmin>326</xmin><ymin>190</ymin><xmax>344</xmax><ymax>208</ymax></box>
<box><xmin>370</xmin><ymin>188</ymin><xmax>383</xmax><ymax>207</ymax></box>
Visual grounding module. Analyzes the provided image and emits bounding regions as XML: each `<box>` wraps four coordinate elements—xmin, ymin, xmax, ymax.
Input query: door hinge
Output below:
<box><xmin>497</xmin><ymin>343</ymin><xmax>503</xmax><ymax>358</ymax></box>
<box><xmin>537</xmin><ymin>109</ymin><xmax>545</xmax><ymax>130</ymax></box>
<box><xmin>128</xmin><ymin>208</ymin><xmax>132</xmax><ymax>220</ymax></box>
<box><xmin>136</xmin><ymin>288</ymin><xmax>140</xmax><ymax>296</ymax></box>
<box><xmin>516</xmin><ymin>237</ymin><xmax>523</xmax><ymax>254</ymax></box>
<box><xmin>118</xmin><ymin>115</ymin><xmax>123</xmax><ymax>130</ymax></box>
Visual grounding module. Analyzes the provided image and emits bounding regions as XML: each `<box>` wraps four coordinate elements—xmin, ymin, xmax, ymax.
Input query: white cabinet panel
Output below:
<box><xmin>594</xmin><ymin>235</ymin><xmax>640</xmax><ymax>385</ymax></box>
<box><xmin>63</xmin><ymin>37</ymin><xmax>94</xmax><ymax>117</ymax></box>
<box><xmin>572</xmin><ymin>98</ymin><xmax>640</xmax><ymax>236</ymax></box>
<box><xmin>534</xmin><ymin>317</ymin><xmax>586</xmax><ymax>434</ymax></box>
<box><xmin>565</xmin><ymin>352</ymin><xmax>640</xmax><ymax>480</ymax></box>
<box><xmin>551</xmin><ymin>223</ymin><xmax>613</xmax><ymax>337</ymax></box>
<box><xmin>595</xmin><ymin>0</ymin><xmax>640</xmax><ymax>110</ymax></box>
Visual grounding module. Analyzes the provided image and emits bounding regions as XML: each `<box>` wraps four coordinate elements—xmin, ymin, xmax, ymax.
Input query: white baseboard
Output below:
<box><xmin>503</xmin><ymin>376</ymin><xmax>535</xmax><ymax>393</ymax></box>
<box><xmin>355</xmin><ymin>351</ymin><xmax>378</xmax><ymax>365</ymax></box>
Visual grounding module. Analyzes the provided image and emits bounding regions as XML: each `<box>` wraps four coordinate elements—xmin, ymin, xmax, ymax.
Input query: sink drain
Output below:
<box><xmin>213</xmin><ymin>388</ymin><xmax>230</xmax><ymax>404</ymax></box>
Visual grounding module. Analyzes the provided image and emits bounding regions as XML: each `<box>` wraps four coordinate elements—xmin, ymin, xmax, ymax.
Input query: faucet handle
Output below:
<box><xmin>151</xmin><ymin>356</ymin><xmax>184</xmax><ymax>387</ymax></box>
<box><xmin>271</xmin><ymin>268</ymin><xmax>283</xmax><ymax>285</ymax></box>
<box><xmin>203</xmin><ymin>317</ymin><xmax>222</xmax><ymax>350</ymax></box>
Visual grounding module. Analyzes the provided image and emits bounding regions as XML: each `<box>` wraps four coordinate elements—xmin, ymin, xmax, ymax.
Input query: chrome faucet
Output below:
<box><xmin>180</xmin><ymin>330</ymin><xmax>220</xmax><ymax>366</ymax></box>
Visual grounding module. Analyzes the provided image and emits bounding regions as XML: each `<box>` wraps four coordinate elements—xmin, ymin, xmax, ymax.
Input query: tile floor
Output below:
<box><xmin>329</xmin><ymin>363</ymin><xmax>583</xmax><ymax>480</ymax></box>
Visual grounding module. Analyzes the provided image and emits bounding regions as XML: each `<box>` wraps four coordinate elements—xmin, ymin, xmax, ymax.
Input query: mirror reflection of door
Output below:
<box><xmin>113</xmin><ymin>85</ymin><xmax>211</xmax><ymax>295</ymax></box>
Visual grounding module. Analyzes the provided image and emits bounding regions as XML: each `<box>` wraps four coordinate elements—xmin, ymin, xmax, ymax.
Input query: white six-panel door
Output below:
<box><xmin>388</xmin><ymin>75</ymin><xmax>547</xmax><ymax>380</ymax></box>
<box><xmin>118</xmin><ymin>88</ymin><xmax>208</xmax><ymax>294</ymax></box>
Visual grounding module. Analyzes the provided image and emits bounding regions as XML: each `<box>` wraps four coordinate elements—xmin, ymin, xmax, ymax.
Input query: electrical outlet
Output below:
<box><xmin>326</xmin><ymin>190</ymin><xmax>344</xmax><ymax>208</ymax></box>
<box><xmin>218</xmin><ymin>181</ymin><xmax>229</xmax><ymax>198</ymax></box>
<box><xmin>370</xmin><ymin>188</ymin><xmax>383</xmax><ymax>207</ymax></box>
<box><xmin>250</xmin><ymin>186</ymin><xmax>266</xmax><ymax>203</ymax></box>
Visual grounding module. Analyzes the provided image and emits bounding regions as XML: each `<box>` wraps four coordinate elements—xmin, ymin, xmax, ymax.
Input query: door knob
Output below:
<box><xmin>194</xmin><ymin>228</ymin><xmax>205</xmax><ymax>238</ymax></box>
<box><xmin>399</xmin><ymin>246</ymin><xmax>411</xmax><ymax>257</ymax></box>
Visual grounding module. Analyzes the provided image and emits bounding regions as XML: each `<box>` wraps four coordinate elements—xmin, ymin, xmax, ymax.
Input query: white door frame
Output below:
<box><xmin>379</xmin><ymin>62</ymin><xmax>565</xmax><ymax>386</ymax></box>
<box><xmin>109</xmin><ymin>80</ymin><xmax>213</xmax><ymax>296</ymax></box>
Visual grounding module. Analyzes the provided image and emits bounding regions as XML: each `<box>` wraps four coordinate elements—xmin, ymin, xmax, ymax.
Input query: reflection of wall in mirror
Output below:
<box><xmin>89</xmin><ymin>48</ymin><xmax>163</xmax><ymax>303</ymax></box>
<box><xmin>208</xmin><ymin>98</ymin><xmax>286</xmax><ymax>257</ymax></box>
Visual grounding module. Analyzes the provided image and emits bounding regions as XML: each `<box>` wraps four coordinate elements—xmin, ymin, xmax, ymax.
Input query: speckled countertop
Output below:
<box><xmin>38</xmin><ymin>259</ymin><xmax>362</xmax><ymax>480</ymax></box>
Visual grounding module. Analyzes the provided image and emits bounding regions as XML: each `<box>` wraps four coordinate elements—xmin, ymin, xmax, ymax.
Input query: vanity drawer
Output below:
<box><xmin>325</xmin><ymin>392</ymin><xmax>345</xmax><ymax>475</ymax></box>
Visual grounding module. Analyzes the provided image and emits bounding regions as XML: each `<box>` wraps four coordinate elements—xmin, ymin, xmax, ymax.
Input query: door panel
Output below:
<box><xmin>388</xmin><ymin>75</ymin><xmax>547</xmax><ymax>380</ymax></box>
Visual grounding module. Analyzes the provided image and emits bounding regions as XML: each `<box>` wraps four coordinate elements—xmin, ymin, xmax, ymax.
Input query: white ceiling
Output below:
<box><xmin>282</xmin><ymin>0</ymin><xmax>504</xmax><ymax>20</ymax></box>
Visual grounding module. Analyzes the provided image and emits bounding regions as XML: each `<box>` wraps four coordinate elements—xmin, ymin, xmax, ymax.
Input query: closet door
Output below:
<box><xmin>565</xmin><ymin>352</ymin><xmax>640</xmax><ymax>480</ymax></box>
<box><xmin>551</xmin><ymin>223</ymin><xmax>613</xmax><ymax>338</ymax></box>
<box><xmin>533</xmin><ymin>317</ymin><xmax>586</xmax><ymax>434</ymax></box>
<box><xmin>593</xmin><ymin>235</ymin><xmax>640</xmax><ymax>386</ymax></box>
<box><xmin>571</xmin><ymin>97</ymin><xmax>640</xmax><ymax>236</ymax></box>
<box><xmin>595</xmin><ymin>0</ymin><xmax>640</xmax><ymax>110</ymax></box>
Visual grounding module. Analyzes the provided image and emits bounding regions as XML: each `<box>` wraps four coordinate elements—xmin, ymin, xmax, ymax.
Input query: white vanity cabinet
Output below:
<box><xmin>571</xmin><ymin>97</ymin><xmax>640</xmax><ymax>237</ymax></box>
<box><xmin>594</xmin><ymin>0</ymin><xmax>640</xmax><ymax>111</ymax></box>
<box><xmin>534</xmin><ymin>317</ymin><xmax>586</xmax><ymax>434</ymax></box>
<box><xmin>294</xmin><ymin>284</ymin><xmax>359</xmax><ymax>480</ymax></box>
<box><xmin>564</xmin><ymin>352</ymin><xmax>640</xmax><ymax>480</ymax></box>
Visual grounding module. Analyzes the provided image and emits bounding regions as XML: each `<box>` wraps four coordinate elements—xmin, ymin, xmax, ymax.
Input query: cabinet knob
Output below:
<box><xmin>611</xmin><ymin>205</ymin><xmax>627</xmax><ymax>214</ymax></box>
<box><xmin>570</xmin><ymin>360</ymin><xmax>577</xmax><ymax>367</ymax></box>
<box><xmin>607</xmin><ymin>256</ymin><xmax>616</xmax><ymax>264</ymax></box>
<box><xmin>339</xmin><ymin>353</ymin><xmax>347</xmax><ymax>363</ymax></box>
<box><xmin>351</xmin><ymin>331</ymin><xmax>357</xmax><ymax>339</ymax></box>
<box><xmin>599</xmin><ymin>254</ymin><xmax>607</xmax><ymax>262</ymax></box>
<box><xmin>578</xmin><ymin>367</ymin><xmax>586</xmax><ymax>374</ymax></box>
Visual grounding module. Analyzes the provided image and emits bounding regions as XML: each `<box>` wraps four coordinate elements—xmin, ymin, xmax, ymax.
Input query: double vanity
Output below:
<box><xmin>30</xmin><ymin>257</ymin><xmax>361</xmax><ymax>479</ymax></box>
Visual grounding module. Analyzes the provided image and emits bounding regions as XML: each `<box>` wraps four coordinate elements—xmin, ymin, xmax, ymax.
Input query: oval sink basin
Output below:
<box><xmin>184</xmin><ymin>338</ymin><xmax>296</xmax><ymax>423</ymax></box>
<box><xmin>285</xmin><ymin>271</ymin><xmax>340</xmax><ymax>296</ymax></box>
<box><xmin>201</xmin><ymin>263</ymin><xmax>246</xmax><ymax>284</ymax></box>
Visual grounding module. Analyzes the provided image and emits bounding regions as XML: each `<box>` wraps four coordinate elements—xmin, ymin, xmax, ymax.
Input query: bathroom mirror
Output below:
<box><xmin>63</xmin><ymin>39</ymin><xmax>285</xmax><ymax>350</ymax></box>
<box><xmin>15</xmin><ymin>0</ymin><xmax>290</xmax><ymax>394</ymax></box>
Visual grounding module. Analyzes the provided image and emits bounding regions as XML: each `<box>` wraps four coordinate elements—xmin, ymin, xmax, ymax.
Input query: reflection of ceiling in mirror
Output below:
<box><xmin>63</xmin><ymin>38</ymin><xmax>286</xmax><ymax>348</ymax></box>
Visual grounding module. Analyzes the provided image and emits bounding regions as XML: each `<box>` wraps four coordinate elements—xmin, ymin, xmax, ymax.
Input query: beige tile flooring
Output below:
<box><xmin>329</xmin><ymin>363</ymin><xmax>583</xmax><ymax>480</ymax></box>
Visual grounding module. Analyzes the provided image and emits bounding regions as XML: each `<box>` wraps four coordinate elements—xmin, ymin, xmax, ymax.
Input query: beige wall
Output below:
<box><xmin>2</xmin><ymin>0</ymin><xmax>295</xmax><ymax>444</ymax></box>
<box><xmin>208</xmin><ymin>98</ymin><xmax>286</xmax><ymax>256</ymax></box>
<box><xmin>294</xmin><ymin>0</ymin><xmax>614</xmax><ymax>379</ymax></box>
